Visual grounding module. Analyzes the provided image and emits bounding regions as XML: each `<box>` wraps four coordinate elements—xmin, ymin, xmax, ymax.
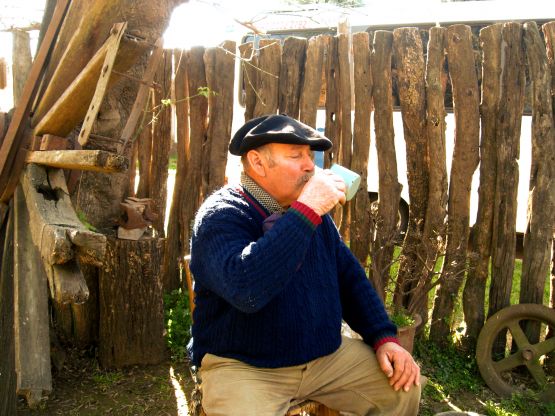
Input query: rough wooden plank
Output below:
<box><xmin>149</xmin><ymin>50</ymin><xmax>172</xmax><ymax>236</ymax></box>
<box><xmin>13</xmin><ymin>186</ymin><xmax>51</xmax><ymax>407</ymax></box>
<box><xmin>239</xmin><ymin>42</ymin><xmax>258</xmax><ymax>122</ymax></box>
<box><xmin>324</xmin><ymin>35</ymin><xmax>340</xmax><ymax>166</ymax></box>
<box><xmin>204</xmin><ymin>41</ymin><xmax>235</xmax><ymax>196</ymax></box>
<box><xmin>12</xmin><ymin>29</ymin><xmax>32</xmax><ymax>106</ymax></box>
<box><xmin>0</xmin><ymin>204</ymin><xmax>16</xmax><ymax>415</ymax></box>
<box><xmin>337</xmin><ymin>33</ymin><xmax>353</xmax><ymax>169</ymax></box>
<box><xmin>370</xmin><ymin>30</ymin><xmax>401</xmax><ymax>299</ymax></box>
<box><xmin>430</xmin><ymin>24</ymin><xmax>481</xmax><ymax>344</ymax></box>
<box><xmin>253</xmin><ymin>39</ymin><xmax>281</xmax><ymax>117</ymax></box>
<box><xmin>33</xmin><ymin>29</ymin><xmax>149</xmax><ymax>139</ymax></box>
<box><xmin>99</xmin><ymin>237</ymin><xmax>167</xmax><ymax>369</ymax></box>
<box><xmin>519</xmin><ymin>21</ymin><xmax>555</xmax><ymax>341</ymax></box>
<box><xmin>26</xmin><ymin>149</ymin><xmax>129</xmax><ymax>173</ymax></box>
<box><xmin>350</xmin><ymin>32</ymin><xmax>373</xmax><ymax>266</ymax></box>
<box><xmin>410</xmin><ymin>26</ymin><xmax>448</xmax><ymax>323</ymax></box>
<box><xmin>463</xmin><ymin>23</ymin><xmax>502</xmax><ymax>344</ymax></box>
<box><xmin>180</xmin><ymin>47</ymin><xmax>207</xmax><ymax>253</ymax></box>
<box><xmin>278</xmin><ymin>36</ymin><xmax>307</xmax><ymax>118</ymax></box>
<box><xmin>392</xmin><ymin>27</ymin><xmax>429</xmax><ymax>315</ymax></box>
<box><xmin>39</xmin><ymin>134</ymin><xmax>70</xmax><ymax>150</ymax></box>
<box><xmin>488</xmin><ymin>23</ymin><xmax>525</xmax><ymax>326</ymax></box>
<box><xmin>0</xmin><ymin>0</ymin><xmax>70</xmax><ymax>203</ymax></box>
<box><xmin>299</xmin><ymin>35</ymin><xmax>325</xmax><ymax>128</ymax></box>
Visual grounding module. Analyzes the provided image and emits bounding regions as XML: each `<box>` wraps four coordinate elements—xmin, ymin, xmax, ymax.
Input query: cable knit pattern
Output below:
<box><xmin>190</xmin><ymin>186</ymin><xmax>398</xmax><ymax>368</ymax></box>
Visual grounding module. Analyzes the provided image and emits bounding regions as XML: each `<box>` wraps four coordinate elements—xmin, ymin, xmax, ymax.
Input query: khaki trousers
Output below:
<box><xmin>200</xmin><ymin>336</ymin><xmax>421</xmax><ymax>416</ymax></box>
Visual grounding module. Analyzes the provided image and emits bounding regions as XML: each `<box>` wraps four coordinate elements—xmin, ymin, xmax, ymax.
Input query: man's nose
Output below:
<box><xmin>303</xmin><ymin>154</ymin><xmax>315</xmax><ymax>171</ymax></box>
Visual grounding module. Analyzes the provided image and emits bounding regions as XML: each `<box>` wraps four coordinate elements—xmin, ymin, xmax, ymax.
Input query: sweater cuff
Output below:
<box><xmin>373</xmin><ymin>336</ymin><xmax>400</xmax><ymax>351</ymax></box>
<box><xmin>289</xmin><ymin>201</ymin><xmax>322</xmax><ymax>230</ymax></box>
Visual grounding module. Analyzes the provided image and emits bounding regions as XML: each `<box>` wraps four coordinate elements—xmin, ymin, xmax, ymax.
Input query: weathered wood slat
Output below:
<box><xmin>0</xmin><ymin>0</ymin><xmax>70</xmax><ymax>203</ymax></box>
<box><xmin>370</xmin><ymin>31</ymin><xmax>401</xmax><ymax>299</ymax></box>
<box><xmin>12</xmin><ymin>29</ymin><xmax>32</xmax><ymax>106</ymax></box>
<box><xmin>0</xmin><ymin>204</ymin><xmax>16</xmax><ymax>415</ymax></box>
<box><xmin>26</xmin><ymin>149</ymin><xmax>129</xmax><ymax>173</ymax></box>
<box><xmin>519</xmin><ymin>22</ymin><xmax>555</xmax><ymax>342</ymax></box>
<box><xmin>13</xmin><ymin>186</ymin><xmax>51</xmax><ymax>407</ymax></box>
<box><xmin>337</xmin><ymin>33</ymin><xmax>352</xmax><ymax>169</ymax></box>
<box><xmin>430</xmin><ymin>24</ymin><xmax>480</xmax><ymax>344</ymax></box>
<box><xmin>324</xmin><ymin>35</ymin><xmax>339</xmax><ymax>165</ymax></box>
<box><xmin>180</xmin><ymin>46</ymin><xmax>207</xmax><ymax>251</ymax></box>
<box><xmin>392</xmin><ymin>27</ymin><xmax>429</xmax><ymax>314</ymax></box>
<box><xmin>299</xmin><ymin>35</ymin><xmax>325</xmax><ymax>128</ymax></box>
<box><xmin>204</xmin><ymin>41</ymin><xmax>235</xmax><ymax>196</ymax></box>
<box><xmin>149</xmin><ymin>50</ymin><xmax>172</xmax><ymax>236</ymax></box>
<box><xmin>350</xmin><ymin>32</ymin><xmax>373</xmax><ymax>266</ymax></box>
<box><xmin>278</xmin><ymin>37</ymin><xmax>307</xmax><ymax>118</ymax></box>
<box><xmin>488</xmin><ymin>23</ymin><xmax>525</xmax><ymax>332</ymax></box>
<box><xmin>239</xmin><ymin>42</ymin><xmax>258</xmax><ymax>122</ymax></box>
<box><xmin>463</xmin><ymin>24</ymin><xmax>502</xmax><ymax>344</ymax></box>
<box><xmin>33</xmin><ymin>30</ymin><xmax>149</xmax><ymax>138</ymax></box>
<box><xmin>414</xmin><ymin>26</ymin><xmax>448</xmax><ymax>322</ymax></box>
<box><xmin>39</xmin><ymin>134</ymin><xmax>70</xmax><ymax>150</ymax></box>
<box><xmin>253</xmin><ymin>39</ymin><xmax>281</xmax><ymax>117</ymax></box>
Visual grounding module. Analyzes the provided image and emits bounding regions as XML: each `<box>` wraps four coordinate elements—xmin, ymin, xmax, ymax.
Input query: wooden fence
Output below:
<box><xmin>140</xmin><ymin>21</ymin><xmax>555</xmax><ymax>347</ymax></box>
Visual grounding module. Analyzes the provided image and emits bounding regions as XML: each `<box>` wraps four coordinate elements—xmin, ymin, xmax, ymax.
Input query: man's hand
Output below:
<box><xmin>297</xmin><ymin>169</ymin><xmax>346</xmax><ymax>216</ymax></box>
<box><xmin>376</xmin><ymin>342</ymin><xmax>421</xmax><ymax>392</ymax></box>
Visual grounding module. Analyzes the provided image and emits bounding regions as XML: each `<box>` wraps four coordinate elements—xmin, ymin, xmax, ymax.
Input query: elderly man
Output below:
<box><xmin>189</xmin><ymin>114</ymin><xmax>421</xmax><ymax>415</ymax></box>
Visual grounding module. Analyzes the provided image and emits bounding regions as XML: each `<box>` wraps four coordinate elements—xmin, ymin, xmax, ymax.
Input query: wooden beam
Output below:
<box><xmin>26</xmin><ymin>150</ymin><xmax>129</xmax><ymax>173</ymax></box>
<box><xmin>13</xmin><ymin>186</ymin><xmax>51</xmax><ymax>407</ymax></box>
<box><xmin>0</xmin><ymin>0</ymin><xmax>70</xmax><ymax>203</ymax></box>
<box><xmin>33</xmin><ymin>30</ymin><xmax>149</xmax><ymax>138</ymax></box>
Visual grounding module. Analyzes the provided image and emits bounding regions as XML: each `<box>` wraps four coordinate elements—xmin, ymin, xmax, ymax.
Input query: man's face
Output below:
<box><xmin>252</xmin><ymin>143</ymin><xmax>315</xmax><ymax>207</ymax></box>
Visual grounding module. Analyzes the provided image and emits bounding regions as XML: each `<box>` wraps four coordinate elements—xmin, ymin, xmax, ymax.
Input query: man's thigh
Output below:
<box><xmin>200</xmin><ymin>353</ymin><xmax>302</xmax><ymax>416</ymax></box>
<box><xmin>300</xmin><ymin>337</ymin><xmax>421</xmax><ymax>416</ymax></box>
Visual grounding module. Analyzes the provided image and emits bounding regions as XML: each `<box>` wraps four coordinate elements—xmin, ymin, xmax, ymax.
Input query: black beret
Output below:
<box><xmin>229</xmin><ymin>114</ymin><xmax>333</xmax><ymax>156</ymax></box>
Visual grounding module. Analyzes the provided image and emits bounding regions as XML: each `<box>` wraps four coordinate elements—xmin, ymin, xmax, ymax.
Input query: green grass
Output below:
<box><xmin>164</xmin><ymin>287</ymin><xmax>193</xmax><ymax>361</ymax></box>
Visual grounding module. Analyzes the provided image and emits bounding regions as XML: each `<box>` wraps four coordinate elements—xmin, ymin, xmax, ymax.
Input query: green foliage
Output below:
<box><xmin>484</xmin><ymin>391</ymin><xmax>555</xmax><ymax>416</ymax></box>
<box><xmin>76</xmin><ymin>210</ymin><xmax>97</xmax><ymax>232</ymax></box>
<box><xmin>164</xmin><ymin>288</ymin><xmax>192</xmax><ymax>361</ymax></box>
<box><xmin>388</xmin><ymin>308</ymin><xmax>415</xmax><ymax>327</ymax></box>
<box><xmin>197</xmin><ymin>86</ymin><xmax>217</xmax><ymax>98</ymax></box>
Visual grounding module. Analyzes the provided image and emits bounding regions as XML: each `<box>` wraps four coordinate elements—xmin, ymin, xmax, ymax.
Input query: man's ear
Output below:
<box><xmin>246</xmin><ymin>149</ymin><xmax>267</xmax><ymax>177</ymax></box>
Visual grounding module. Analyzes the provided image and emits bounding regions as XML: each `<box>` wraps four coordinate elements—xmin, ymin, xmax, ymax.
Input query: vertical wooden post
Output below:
<box><xmin>350</xmin><ymin>32</ymin><xmax>373</xmax><ymax>266</ymax></box>
<box><xmin>0</xmin><ymin>204</ymin><xmax>16</xmax><ymax>415</ymax></box>
<box><xmin>430</xmin><ymin>25</ymin><xmax>480</xmax><ymax>344</ymax></box>
<box><xmin>488</xmin><ymin>23</ymin><xmax>525</xmax><ymax>324</ymax></box>
<box><xmin>204</xmin><ymin>41</ymin><xmax>235</xmax><ymax>196</ymax></box>
<box><xmin>150</xmin><ymin>50</ymin><xmax>173</xmax><ymax>236</ymax></box>
<box><xmin>253</xmin><ymin>39</ymin><xmax>281</xmax><ymax>118</ymax></box>
<box><xmin>325</xmin><ymin>35</ymin><xmax>340</xmax><ymax>167</ymax></box>
<box><xmin>180</xmin><ymin>47</ymin><xmax>207</xmax><ymax>254</ymax></box>
<box><xmin>519</xmin><ymin>22</ymin><xmax>555</xmax><ymax>342</ymax></box>
<box><xmin>14</xmin><ymin>186</ymin><xmax>51</xmax><ymax>407</ymax></box>
<box><xmin>462</xmin><ymin>24</ymin><xmax>502</xmax><ymax>345</ymax></box>
<box><xmin>12</xmin><ymin>29</ymin><xmax>33</xmax><ymax>106</ymax></box>
<box><xmin>279</xmin><ymin>37</ymin><xmax>307</xmax><ymax>119</ymax></box>
<box><xmin>392</xmin><ymin>28</ymin><xmax>429</xmax><ymax>314</ymax></box>
<box><xmin>239</xmin><ymin>42</ymin><xmax>258</xmax><ymax>122</ymax></box>
<box><xmin>299</xmin><ymin>35</ymin><xmax>325</xmax><ymax>128</ymax></box>
<box><xmin>370</xmin><ymin>31</ymin><xmax>401</xmax><ymax>299</ymax></box>
<box><xmin>99</xmin><ymin>237</ymin><xmax>167</xmax><ymax>369</ymax></box>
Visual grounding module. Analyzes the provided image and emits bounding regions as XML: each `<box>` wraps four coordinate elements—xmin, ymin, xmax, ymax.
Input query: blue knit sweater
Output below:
<box><xmin>189</xmin><ymin>186</ymin><xmax>398</xmax><ymax>368</ymax></box>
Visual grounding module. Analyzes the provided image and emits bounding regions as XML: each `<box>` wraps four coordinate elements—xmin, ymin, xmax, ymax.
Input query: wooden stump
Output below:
<box><xmin>99</xmin><ymin>237</ymin><xmax>167</xmax><ymax>368</ymax></box>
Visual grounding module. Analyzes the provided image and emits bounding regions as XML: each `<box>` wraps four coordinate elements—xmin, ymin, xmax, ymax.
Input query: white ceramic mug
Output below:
<box><xmin>329</xmin><ymin>164</ymin><xmax>361</xmax><ymax>201</ymax></box>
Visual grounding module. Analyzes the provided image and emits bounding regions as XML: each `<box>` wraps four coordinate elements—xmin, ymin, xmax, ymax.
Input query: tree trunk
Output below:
<box><xmin>392</xmin><ymin>28</ymin><xmax>429</xmax><ymax>315</ymax></box>
<box><xmin>12</xmin><ymin>29</ymin><xmax>33</xmax><ymax>106</ymax></box>
<box><xmin>99</xmin><ymin>237</ymin><xmax>167</xmax><ymax>368</ymax></box>
<box><xmin>253</xmin><ymin>39</ymin><xmax>281</xmax><ymax>118</ymax></box>
<box><xmin>462</xmin><ymin>23</ymin><xmax>502</xmax><ymax>346</ymax></box>
<box><xmin>370</xmin><ymin>31</ymin><xmax>401</xmax><ymax>300</ymax></box>
<box><xmin>0</xmin><ymin>204</ymin><xmax>16</xmax><ymax>415</ymax></box>
<box><xmin>299</xmin><ymin>35</ymin><xmax>326</xmax><ymax>128</ymax></box>
<box><xmin>430</xmin><ymin>25</ymin><xmax>480</xmax><ymax>344</ymax></box>
<box><xmin>279</xmin><ymin>37</ymin><xmax>307</xmax><ymax>119</ymax></box>
<box><xmin>350</xmin><ymin>32</ymin><xmax>373</xmax><ymax>266</ymax></box>
<box><xmin>519</xmin><ymin>22</ymin><xmax>555</xmax><ymax>342</ymax></box>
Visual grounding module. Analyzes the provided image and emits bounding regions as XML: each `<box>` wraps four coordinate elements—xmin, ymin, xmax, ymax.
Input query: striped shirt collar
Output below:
<box><xmin>240</xmin><ymin>172</ymin><xmax>285</xmax><ymax>214</ymax></box>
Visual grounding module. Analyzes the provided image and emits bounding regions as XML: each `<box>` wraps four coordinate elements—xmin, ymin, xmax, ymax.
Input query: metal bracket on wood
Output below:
<box><xmin>78</xmin><ymin>22</ymin><xmax>128</xmax><ymax>147</ymax></box>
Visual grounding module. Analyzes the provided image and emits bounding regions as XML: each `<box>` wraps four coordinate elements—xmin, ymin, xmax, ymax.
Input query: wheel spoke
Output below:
<box><xmin>507</xmin><ymin>321</ymin><xmax>530</xmax><ymax>349</ymax></box>
<box><xmin>525</xmin><ymin>361</ymin><xmax>547</xmax><ymax>387</ymax></box>
<box><xmin>493</xmin><ymin>352</ymin><xmax>524</xmax><ymax>373</ymax></box>
<box><xmin>534</xmin><ymin>336</ymin><xmax>555</xmax><ymax>356</ymax></box>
